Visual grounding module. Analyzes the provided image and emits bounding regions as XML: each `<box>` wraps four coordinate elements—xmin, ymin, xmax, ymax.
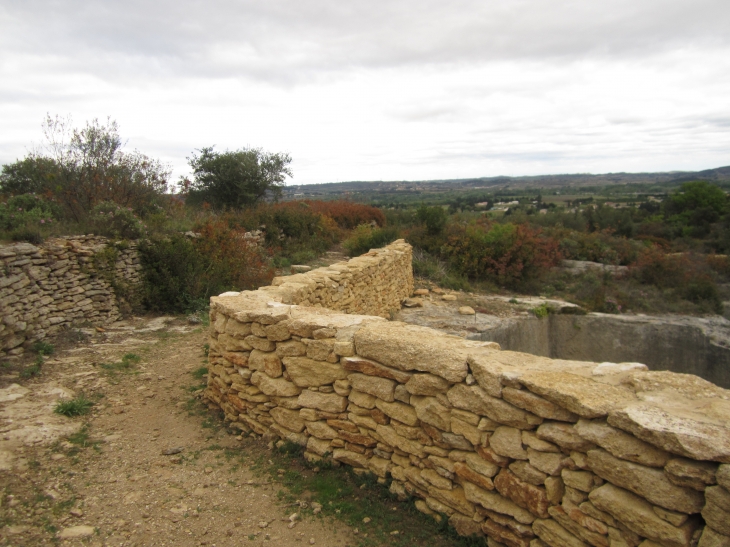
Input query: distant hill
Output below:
<box><xmin>284</xmin><ymin>165</ymin><xmax>730</xmax><ymax>199</ymax></box>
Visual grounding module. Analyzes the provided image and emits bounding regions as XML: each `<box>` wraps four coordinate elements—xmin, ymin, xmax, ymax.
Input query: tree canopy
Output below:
<box><xmin>184</xmin><ymin>146</ymin><xmax>292</xmax><ymax>209</ymax></box>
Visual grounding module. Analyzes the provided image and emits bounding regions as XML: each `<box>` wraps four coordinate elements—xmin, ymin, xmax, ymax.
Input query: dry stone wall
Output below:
<box><xmin>205</xmin><ymin>240</ymin><xmax>730</xmax><ymax>547</ymax></box>
<box><xmin>0</xmin><ymin>236</ymin><xmax>142</xmax><ymax>357</ymax></box>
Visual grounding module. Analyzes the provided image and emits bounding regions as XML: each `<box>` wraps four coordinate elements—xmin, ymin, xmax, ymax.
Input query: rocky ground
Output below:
<box><xmin>0</xmin><ymin>317</ymin><xmax>355</xmax><ymax>547</ymax></box>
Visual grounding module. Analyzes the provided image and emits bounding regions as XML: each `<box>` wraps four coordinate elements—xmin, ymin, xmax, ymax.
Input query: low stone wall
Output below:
<box><xmin>0</xmin><ymin>236</ymin><xmax>142</xmax><ymax>357</ymax></box>
<box><xmin>205</xmin><ymin>241</ymin><xmax>730</xmax><ymax>547</ymax></box>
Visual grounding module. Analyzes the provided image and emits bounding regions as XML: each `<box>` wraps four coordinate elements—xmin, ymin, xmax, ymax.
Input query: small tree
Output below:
<box><xmin>0</xmin><ymin>115</ymin><xmax>170</xmax><ymax>220</ymax></box>
<box><xmin>184</xmin><ymin>146</ymin><xmax>292</xmax><ymax>209</ymax></box>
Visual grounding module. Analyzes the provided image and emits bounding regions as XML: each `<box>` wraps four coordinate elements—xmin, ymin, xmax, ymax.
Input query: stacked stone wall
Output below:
<box><xmin>205</xmin><ymin>240</ymin><xmax>730</xmax><ymax>547</ymax></box>
<box><xmin>0</xmin><ymin>236</ymin><xmax>142</xmax><ymax>357</ymax></box>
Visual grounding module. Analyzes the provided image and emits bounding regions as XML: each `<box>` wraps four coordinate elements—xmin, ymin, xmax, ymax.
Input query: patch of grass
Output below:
<box><xmin>55</xmin><ymin>396</ymin><xmax>95</xmax><ymax>417</ymax></box>
<box><xmin>32</xmin><ymin>341</ymin><xmax>55</xmax><ymax>356</ymax></box>
<box><xmin>531</xmin><ymin>303</ymin><xmax>552</xmax><ymax>319</ymax></box>
<box><xmin>192</xmin><ymin>366</ymin><xmax>208</xmax><ymax>380</ymax></box>
<box><xmin>20</xmin><ymin>362</ymin><xmax>42</xmax><ymax>378</ymax></box>
<box><xmin>66</xmin><ymin>425</ymin><xmax>92</xmax><ymax>447</ymax></box>
<box><xmin>99</xmin><ymin>352</ymin><xmax>141</xmax><ymax>374</ymax></box>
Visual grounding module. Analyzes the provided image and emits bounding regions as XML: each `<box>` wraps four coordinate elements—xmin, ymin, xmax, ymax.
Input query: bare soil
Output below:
<box><xmin>0</xmin><ymin>317</ymin><xmax>354</xmax><ymax>547</ymax></box>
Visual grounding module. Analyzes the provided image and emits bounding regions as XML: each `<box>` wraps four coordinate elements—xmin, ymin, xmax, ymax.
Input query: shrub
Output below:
<box><xmin>88</xmin><ymin>201</ymin><xmax>147</xmax><ymax>239</ymax></box>
<box><xmin>555</xmin><ymin>229</ymin><xmax>642</xmax><ymax>265</ymax></box>
<box><xmin>441</xmin><ymin>220</ymin><xmax>562</xmax><ymax>287</ymax></box>
<box><xmin>416</xmin><ymin>205</ymin><xmax>448</xmax><ymax>235</ymax></box>
<box><xmin>0</xmin><ymin>193</ymin><xmax>60</xmax><ymax>231</ymax></box>
<box><xmin>343</xmin><ymin>225</ymin><xmax>400</xmax><ymax>257</ymax></box>
<box><xmin>55</xmin><ymin>395</ymin><xmax>94</xmax><ymax>417</ymax></box>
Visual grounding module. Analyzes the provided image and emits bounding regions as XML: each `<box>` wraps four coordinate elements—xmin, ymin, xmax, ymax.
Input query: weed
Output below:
<box><xmin>531</xmin><ymin>303</ymin><xmax>551</xmax><ymax>318</ymax></box>
<box><xmin>20</xmin><ymin>363</ymin><xmax>42</xmax><ymax>378</ymax></box>
<box><xmin>192</xmin><ymin>366</ymin><xmax>208</xmax><ymax>380</ymax></box>
<box><xmin>202</xmin><ymin>343</ymin><xmax>210</xmax><ymax>357</ymax></box>
<box><xmin>32</xmin><ymin>341</ymin><xmax>54</xmax><ymax>356</ymax></box>
<box><xmin>67</xmin><ymin>425</ymin><xmax>92</xmax><ymax>447</ymax></box>
<box><xmin>55</xmin><ymin>396</ymin><xmax>94</xmax><ymax>417</ymax></box>
<box><xmin>100</xmin><ymin>352</ymin><xmax>140</xmax><ymax>374</ymax></box>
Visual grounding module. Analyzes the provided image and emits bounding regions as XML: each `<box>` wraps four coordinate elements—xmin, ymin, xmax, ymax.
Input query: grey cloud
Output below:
<box><xmin>2</xmin><ymin>0</ymin><xmax>729</xmax><ymax>84</ymax></box>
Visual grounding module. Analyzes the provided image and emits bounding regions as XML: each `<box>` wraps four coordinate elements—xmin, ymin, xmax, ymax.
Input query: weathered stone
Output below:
<box><xmin>547</xmin><ymin>506</ymin><xmax>608</xmax><ymax>547</ymax></box>
<box><xmin>544</xmin><ymin>477</ymin><xmax>564</xmax><ymax>505</ymax></box>
<box><xmin>58</xmin><ymin>526</ymin><xmax>96</xmax><ymax>539</ymax></box>
<box><xmin>283</xmin><ymin>356</ymin><xmax>347</xmax><ymax>387</ymax></box>
<box><xmin>394</xmin><ymin>384</ymin><xmax>410</xmax><ymax>403</ymax></box>
<box><xmin>370</xmin><ymin>408</ymin><xmax>390</xmax><ymax>425</ymax></box>
<box><xmin>503</xmin><ymin>387</ymin><xmax>579</xmax><ymax>422</ymax></box>
<box><xmin>355</xmin><ymin>321</ymin><xmax>468</xmax><ymax>382</ymax></box>
<box><xmin>574</xmin><ymin>419</ymin><xmax>670</xmax><ymax>468</ymax></box>
<box><xmin>276</xmin><ymin>340</ymin><xmax>307</xmax><ymax>357</ymax></box>
<box><xmin>585</xmin><ymin>449</ymin><xmax>704</xmax><ymax>514</ymax></box>
<box><xmin>270</xmin><ymin>407</ymin><xmax>305</xmax><ymax>432</ymax></box>
<box><xmin>537</xmin><ymin>422</ymin><xmax>594</xmax><ymax>451</ymax></box>
<box><xmin>664</xmin><ymin>458</ymin><xmax>718</xmax><ymax>491</ymax></box>
<box><xmin>406</xmin><ymin>374</ymin><xmax>451</xmax><ymax>396</ymax></box>
<box><xmin>333</xmin><ymin>449</ymin><xmax>368</xmax><ymax>468</ymax></box>
<box><xmin>348</xmin><ymin>389</ymin><xmax>377</xmax><ymax>409</ymax></box>
<box><xmin>265</xmin><ymin>322</ymin><xmax>291</xmax><ymax>341</ymax></box>
<box><xmin>522</xmin><ymin>431</ymin><xmax>560</xmax><ymax>453</ymax></box>
<box><xmin>412</xmin><ymin>395</ymin><xmax>452</xmax><ymax>431</ymax></box>
<box><xmin>608</xmin><ymin>402</ymin><xmax>730</xmax><ymax>463</ymax></box>
<box><xmin>339</xmin><ymin>430</ymin><xmax>378</xmax><ymax>448</ymax></box>
<box><xmin>343</xmin><ymin>356</ymin><xmax>413</xmax><ymax>383</ymax></box>
<box><xmin>249</xmin><ymin>349</ymin><xmax>283</xmax><ymax>377</ymax></box>
<box><xmin>466</xmin><ymin>452</ymin><xmax>501</xmax><ymax>478</ymax></box>
<box><xmin>348</xmin><ymin>373</ymin><xmax>396</xmax><ymax>402</ymax></box>
<box><xmin>510</xmin><ymin>461</ymin><xmax>547</xmax><ymax>486</ymax></box>
<box><xmin>518</xmin><ymin>371</ymin><xmax>637</xmax><ymax>419</ymax></box>
<box><xmin>719</xmin><ymin>465</ymin><xmax>730</xmax><ymax>490</ymax></box>
<box><xmin>455</xmin><ymin>462</ymin><xmax>496</xmax><ymax>491</ymax></box>
<box><xmin>244</xmin><ymin>335</ymin><xmax>276</xmax><ymax>352</ymax></box>
<box><xmin>305</xmin><ymin>420</ymin><xmax>339</xmax><ymax>439</ymax></box>
<box><xmin>482</xmin><ymin>519</ymin><xmax>531</xmax><ymax>547</ymax></box>
<box><xmin>589</xmin><ymin>484</ymin><xmax>699</xmax><ymax>547</ymax></box>
<box><xmin>527</xmin><ymin>449</ymin><xmax>571</xmax><ymax>477</ymax></box>
<box><xmin>306</xmin><ymin>338</ymin><xmax>335</xmax><ymax>360</ymax></box>
<box><xmin>449</xmin><ymin>514</ymin><xmax>483</xmax><ymax>538</ymax></box>
<box><xmin>448</xmin><ymin>384</ymin><xmax>542</xmax><ymax>429</ymax></box>
<box><xmin>219</xmin><ymin>333</ymin><xmax>254</xmax><ymax>351</ymax></box>
<box><xmin>653</xmin><ymin>506</ymin><xmax>689</xmax><ymax>527</ymax></box>
<box><xmin>223</xmin><ymin>351</ymin><xmax>249</xmax><ymax>367</ymax></box>
<box><xmin>225</xmin><ymin>319</ymin><xmax>252</xmax><ymax>338</ymax></box>
<box><xmin>464</xmin><ymin>480</ymin><xmax>536</xmax><ymax>524</ymax></box>
<box><xmin>451</xmin><ymin>417</ymin><xmax>482</xmax><ymax>445</ymax></box>
<box><xmin>422</xmin><ymin>468</ymin><xmax>453</xmax><ymax>490</ymax></box>
<box><xmin>561</xmin><ymin>470</ymin><xmax>594</xmax><ymax>493</ymax></box>
<box><xmin>491</xmin><ymin>427</ymin><xmax>528</xmax><ymax>460</ymax></box>
<box><xmin>375</xmin><ymin>424</ymin><xmax>426</xmax><ymax>458</ymax></box>
<box><xmin>427</xmin><ymin>485</ymin><xmax>475</xmax><ymax>516</ymax></box>
<box><xmin>297</xmin><ymin>390</ymin><xmax>347</xmax><ymax>413</ymax></box>
<box><xmin>375</xmin><ymin>399</ymin><xmax>419</xmax><ymax>426</ymax></box>
<box><xmin>349</xmin><ymin>412</ymin><xmax>378</xmax><ymax>430</ymax></box>
<box><xmin>532</xmin><ymin>519</ymin><xmax>587</xmax><ymax>547</ymax></box>
<box><xmin>306</xmin><ymin>436</ymin><xmax>332</xmax><ymax>456</ymax></box>
<box><xmin>250</xmin><ymin>371</ymin><xmax>301</xmax><ymax>397</ymax></box>
<box><xmin>704</xmin><ymin>486</ymin><xmax>730</xmax><ymax>537</ymax></box>
<box><xmin>494</xmin><ymin>469</ymin><xmax>550</xmax><ymax>519</ymax></box>
<box><xmin>478</xmin><ymin>444</ymin><xmax>511</xmax><ymax>467</ymax></box>
<box><xmin>698</xmin><ymin>527</ymin><xmax>730</xmax><ymax>547</ymax></box>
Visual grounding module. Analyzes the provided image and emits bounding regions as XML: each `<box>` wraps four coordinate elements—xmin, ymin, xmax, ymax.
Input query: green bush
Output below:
<box><xmin>88</xmin><ymin>201</ymin><xmax>147</xmax><ymax>239</ymax></box>
<box><xmin>0</xmin><ymin>194</ymin><xmax>60</xmax><ymax>237</ymax></box>
<box><xmin>55</xmin><ymin>395</ymin><xmax>94</xmax><ymax>417</ymax></box>
<box><xmin>343</xmin><ymin>225</ymin><xmax>400</xmax><ymax>257</ymax></box>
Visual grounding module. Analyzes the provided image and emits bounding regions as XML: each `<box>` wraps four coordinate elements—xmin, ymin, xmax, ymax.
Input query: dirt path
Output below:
<box><xmin>0</xmin><ymin>317</ymin><xmax>353</xmax><ymax>547</ymax></box>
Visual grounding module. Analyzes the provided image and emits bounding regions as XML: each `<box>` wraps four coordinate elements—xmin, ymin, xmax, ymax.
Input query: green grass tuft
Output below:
<box><xmin>55</xmin><ymin>396</ymin><xmax>95</xmax><ymax>417</ymax></box>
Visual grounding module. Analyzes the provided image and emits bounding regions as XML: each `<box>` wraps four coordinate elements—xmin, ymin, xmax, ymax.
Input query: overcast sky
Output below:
<box><xmin>1</xmin><ymin>0</ymin><xmax>729</xmax><ymax>186</ymax></box>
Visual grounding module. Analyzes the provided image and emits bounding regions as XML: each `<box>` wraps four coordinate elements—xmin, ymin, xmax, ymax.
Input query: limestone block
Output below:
<box><xmin>503</xmin><ymin>387</ymin><xmax>579</xmax><ymax>422</ymax></box>
<box><xmin>482</xmin><ymin>519</ymin><xmax>531</xmax><ymax>547</ymax></box>
<box><xmin>589</xmin><ymin>484</ymin><xmax>699</xmax><ymax>547</ymax></box>
<box><xmin>455</xmin><ymin>462</ymin><xmax>496</xmax><ymax>491</ymax></box>
<box><xmin>664</xmin><ymin>458</ymin><xmax>718</xmax><ymax>491</ymax></box>
<box><xmin>719</xmin><ymin>465</ymin><xmax>730</xmax><ymax>490</ymax></box>
<box><xmin>218</xmin><ymin>333</ymin><xmax>253</xmax><ymax>351</ymax></box>
<box><xmin>653</xmin><ymin>506</ymin><xmax>689</xmax><ymax>527</ymax></box>
<box><xmin>276</xmin><ymin>340</ymin><xmax>307</xmax><ymax>357</ymax></box>
<box><xmin>521</xmin><ymin>431</ymin><xmax>559</xmax><ymax>453</ymax></box>
<box><xmin>532</xmin><ymin>519</ymin><xmax>588</xmax><ymax>547</ymax></box>
<box><xmin>349</xmin><ymin>412</ymin><xmax>379</xmax><ymax>430</ymax></box>
<box><xmin>518</xmin><ymin>371</ymin><xmax>637</xmax><ymax>420</ymax></box>
<box><xmin>349</xmin><ymin>389</ymin><xmax>377</xmax><ymax>410</ymax></box>
<box><xmin>297</xmin><ymin>390</ymin><xmax>347</xmax><ymax>413</ymax></box>
<box><xmin>574</xmin><ymin>419</ymin><xmax>670</xmax><ymax>468</ymax></box>
<box><xmin>608</xmin><ymin>402</ymin><xmax>730</xmax><ymax>464</ymax></box>
<box><xmin>422</xmin><ymin>468</ymin><xmax>453</xmax><ymax>490</ymax></box>
<box><xmin>394</xmin><ymin>384</ymin><xmax>410</xmax><ymax>404</ymax></box>
<box><xmin>306</xmin><ymin>339</ymin><xmax>335</xmax><ymax>360</ymax></box>
<box><xmin>375</xmin><ymin>399</ymin><xmax>418</xmax><ymax>426</ymax></box>
<box><xmin>450</xmin><ymin>514</ymin><xmax>483</xmax><ymax>538</ymax></box>
<box><xmin>451</xmin><ymin>417</ymin><xmax>481</xmax><ymax>445</ymax></box>
<box><xmin>463</xmin><ymin>480</ymin><xmax>536</xmax><ymax>524</ymax></box>
<box><xmin>244</xmin><ymin>335</ymin><xmax>275</xmax><ymax>352</ymax></box>
<box><xmin>585</xmin><ymin>449</ymin><xmax>704</xmax><ymax>514</ymax></box>
<box><xmin>544</xmin><ymin>477</ymin><xmax>564</xmax><ymax>505</ymax></box>
<box><xmin>354</xmin><ymin>321</ymin><xmax>468</xmax><ymax>382</ymax></box>
<box><xmin>561</xmin><ymin>470</ymin><xmax>594</xmax><ymax>493</ymax></box>
<box><xmin>491</xmin><ymin>427</ymin><xmax>528</xmax><ymax>460</ymax></box>
<box><xmin>348</xmin><ymin>373</ymin><xmax>396</xmax><ymax>402</ymax></box>
<box><xmin>368</xmin><ymin>456</ymin><xmax>392</xmax><ymax>478</ymax></box>
<box><xmin>412</xmin><ymin>396</ymin><xmax>452</xmax><ymax>431</ymax></box>
<box><xmin>249</xmin><ymin>350</ymin><xmax>282</xmax><ymax>377</ymax></box>
<box><xmin>305</xmin><ymin>421</ymin><xmax>339</xmax><ymax>440</ymax></box>
<box><xmin>466</xmin><ymin>453</ymin><xmax>500</xmax><ymax>478</ymax></box>
<box><xmin>343</xmin><ymin>356</ymin><xmax>413</xmax><ymax>383</ymax></box>
<box><xmin>250</xmin><ymin>372</ymin><xmax>301</xmax><ymax>397</ymax></box>
<box><xmin>333</xmin><ymin>341</ymin><xmax>355</xmax><ymax>357</ymax></box>
<box><xmin>537</xmin><ymin>422</ymin><xmax>594</xmax><ymax>452</ymax></box>
<box><xmin>546</xmin><ymin>506</ymin><xmax>607</xmax><ymax>547</ymax></box>
<box><xmin>703</xmin><ymin>486</ymin><xmax>730</xmax><ymax>537</ymax></box>
<box><xmin>442</xmin><ymin>433</ymin><xmax>473</xmax><ymax>451</ymax></box>
<box><xmin>448</xmin><ymin>384</ymin><xmax>542</xmax><ymax>429</ymax></box>
<box><xmin>270</xmin><ymin>407</ymin><xmax>305</xmax><ymax>433</ymax></box>
<box><xmin>375</xmin><ymin>424</ymin><xmax>426</xmax><ymax>458</ymax></box>
<box><xmin>510</xmin><ymin>461</ymin><xmax>548</xmax><ymax>486</ymax></box>
<box><xmin>494</xmin><ymin>469</ymin><xmax>550</xmax><ymax>519</ymax></box>
<box><xmin>698</xmin><ymin>527</ymin><xmax>730</xmax><ymax>547</ymax></box>
<box><xmin>427</xmin><ymin>485</ymin><xmax>475</xmax><ymax>516</ymax></box>
<box><xmin>406</xmin><ymin>374</ymin><xmax>451</xmax><ymax>396</ymax></box>
<box><xmin>333</xmin><ymin>449</ymin><xmax>368</xmax><ymax>468</ymax></box>
<box><xmin>306</xmin><ymin>436</ymin><xmax>332</xmax><ymax>456</ymax></box>
<box><xmin>283</xmin><ymin>357</ymin><xmax>347</xmax><ymax>387</ymax></box>
<box><xmin>265</xmin><ymin>322</ymin><xmax>291</xmax><ymax>342</ymax></box>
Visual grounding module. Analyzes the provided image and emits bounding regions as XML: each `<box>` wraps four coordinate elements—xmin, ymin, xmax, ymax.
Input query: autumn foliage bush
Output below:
<box><xmin>441</xmin><ymin>219</ymin><xmax>562</xmax><ymax>287</ymax></box>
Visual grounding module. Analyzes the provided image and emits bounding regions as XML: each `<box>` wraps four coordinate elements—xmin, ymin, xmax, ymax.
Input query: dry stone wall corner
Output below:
<box><xmin>204</xmin><ymin>240</ymin><xmax>730</xmax><ymax>547</ymax></box>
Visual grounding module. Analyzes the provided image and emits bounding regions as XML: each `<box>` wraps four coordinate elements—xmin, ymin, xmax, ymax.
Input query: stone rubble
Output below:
<box><xmin>204</xmin><ymin>240</ymin><xmax>730</xmax><ymax>547</ymax></box>
<box><xmin>0</xmin><ymin>236</ymin><xmax>142</xmax><ymax>357</ymax></box>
